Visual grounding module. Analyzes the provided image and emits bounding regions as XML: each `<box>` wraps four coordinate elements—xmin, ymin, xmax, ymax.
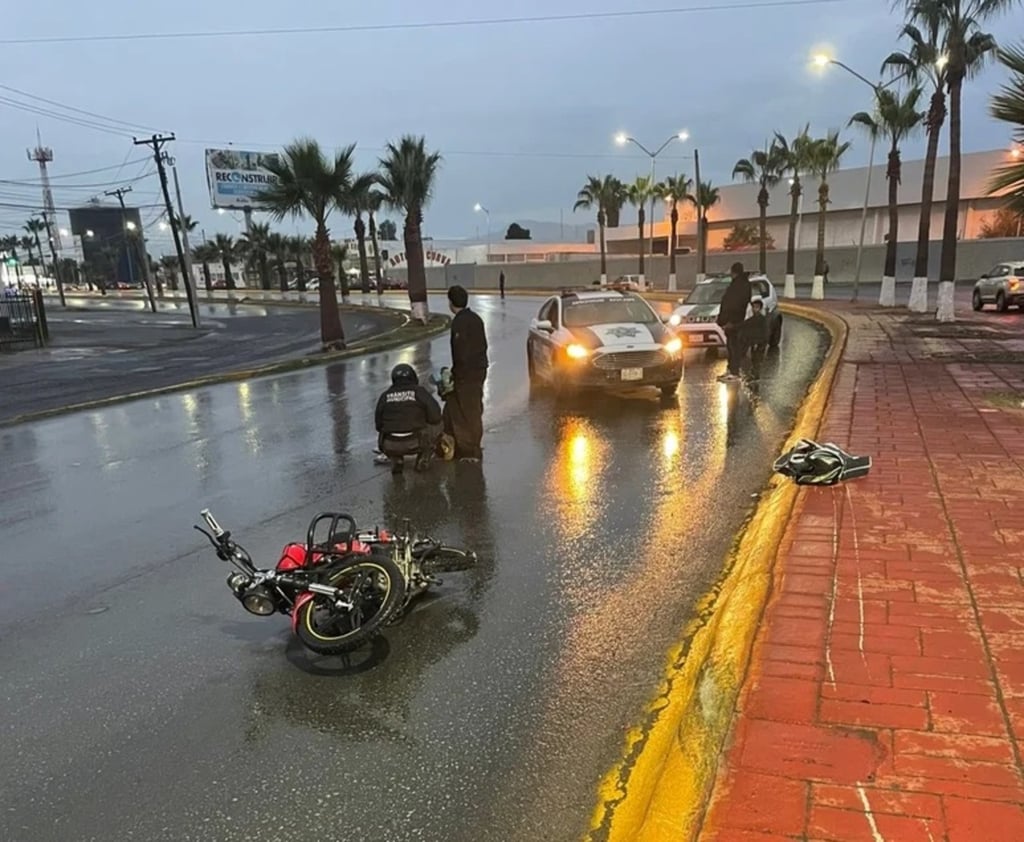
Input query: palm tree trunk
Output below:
<box><xmin>668</xmin><ymin>204</ymin><xmax>678</xmax><ymax>291</ymax></box>
<box><xmin>637</xmin><ymin>208</ymin><xmax>645</xmax><ymax>280</ymax></box>
<box><xmin>259</xmin><ymin>255</ymin><xmax>270</xmax><ymax>291</ymax></box>
<box><xmin>758</xmin><ymin>187</ymin><xmax>769</xmax><ymax>275</ymax></box>
<box><xmin>312</xmin><ymin>223</ymin><xmax>345</xmax><ymax>348</ymax></box>
<box><xmin>880</xmin><ymin>147</ymin><xmax>900</xmax><ymax>307</ymax></box>
<box><xmin>223</xmin><ymin>258</ymin><xmax>236</xmax><ymax>290</ymax></box>
<box><xmin>937</xmin><ymin>77</ymin><xmax>961</xmax><ymax>322</ymax></box>
<box><xmin>909</xmin><ymin>89</ymin><xmax>946</xmax><ymax>313</ymax></box>
<box><xmin>295</xmin><ymin>258</ymin><xmax>307</xmax><ymax>292</ymax></box>
<box><xmin>405</xmin><ymin>207</ymin><xmax>429</xmax><ymax>323</ymax></box>
<box><xmin>785</xmin><ymin>179</ymin><xmax>800</xmax><ymax>298</ymax></box>
<box><xmin>369</xmin><ymin>212</ymin><xmax>384</xmax><ymax>290</ymax></box>
<box><xmin>354</xmin><ymin>214</ymin><xmax>370</xmax><ymax>295</ymax></box>
<box><xmin>202</xmin><ymin>261</ymin><xmax>212</xmax><ymax>292</ymax></box>
<box><xmin>338</xmin><ymin>260</ymin><xmax>350</xmax><ymax>300</ymax></box>
<box><xmin>598</xmin><ymin>212</ymin><xmax>608</xmax><ymax>283</ymax></box>
<box><xmin>813</xmin><ymin>181</ymin><xmax>828</xmax><ymax>300</ymax></box>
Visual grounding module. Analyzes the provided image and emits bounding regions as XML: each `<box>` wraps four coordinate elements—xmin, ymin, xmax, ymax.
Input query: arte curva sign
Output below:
<box><xmin>388</xmin><ymin>249</ymin><xmax>452</xmax><ymax>267</ymax></box>
<box><xmin>205</xmin><ymin>148</ymin><xmax>281</xmax><ymax>210</ymax></box>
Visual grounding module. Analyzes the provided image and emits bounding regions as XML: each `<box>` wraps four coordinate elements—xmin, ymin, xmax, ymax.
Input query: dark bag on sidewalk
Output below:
<box><xmin>774</xmin><ymin>439</ymin><xmax>872</xmax><ymax>486</ymax></box>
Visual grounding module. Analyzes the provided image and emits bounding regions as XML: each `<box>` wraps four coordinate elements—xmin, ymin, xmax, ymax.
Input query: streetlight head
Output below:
<box><xmin>789</xmin><ymin>177</ymin><xmax>796</xmax><ymax>185</ymax></box>
<box><xmin>677</xmin><ymin>131</ymin><xmax>690</xmax><ymax>142</ymax></box>
<box><xmin>59</xmin><ymin>228</ymin><xmax>69</xmax><ymax>237</ymax></box>
<box><xmin>218</xmin><ymin>208</ymin><xmax>226</xmax><ymax>215</ymax></box>
<box><xmin>473</xmin><ymin>202</ymin><xmax>483</xmax><ymax>213</ymax></box>
<box><xmin>812</xmin><ymin>53</ymin><xmax>831</xmax><ymax>67</ymax></box>
<box><xmin>159</xmin><ymin>221</ymin><xmax>169</xmax><ymax>230</ymax></box>
<box><xmin>1012</xmin><ymin>147</ymin><xmax>1022</xmax><ymax>159</ymax></box>
<box><xmin>936</xmin><ymin>54</ymin><xmax>949</xmax><ymax>70</ymax></box>
<box><xmin>126</xmin><ymin>221</ymin><xmax>137</xmax><ymax>231</ymax></box>
<box><xmin>85</xmin><ymin>229</ymin><xmax>94</xmax><ymax>238</ymax></box>
<box><xmin>614</xmin><ymin>132</ymin><xmax>628</xmax><ymax>146</ymax></box>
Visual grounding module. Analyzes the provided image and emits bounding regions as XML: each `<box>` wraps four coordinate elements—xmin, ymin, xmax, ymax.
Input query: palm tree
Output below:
<box><xmin>626</xmin><ymin>175</ymin><xmax>656</xmax><ymax>282</ymax></box>
<box><xmin>241</xmin><ymin>222</ymin><xmax>273</xmax><ymax>290</ymax></box>
<box><xmin>367</xmin><ymin>189</ymin><xmax>386</xmax><ymax>290</ymax></box>
<box><xmin>25</xmin><ymin>219</ymin><xmax>47</xmax><ymax>276</ymax></box>
<box><xmin>773</xmin><ymin>125</ymin><xmax>815</xmax><ymax>297</ymax></box>
<box><xmin>192</xmin><ymin>242</ymin><xmax>217</xmax><ymax>292</ymax></box>
<box><xmin>884</xmin><ymin>13</ymin><xmax>952</xmax><ymax>312</ymax></box>
<box><xmin>688</xmin><ymin>181</ymin><xmax>721</xmax><ymax>279</ymax></box>
<box><xmin>347</xmin><ymin>173</ymin><xmax>379</xmax><ymax>295</ymax></box>
<box><xmin>808</xmin><ymin>131</ymin><xmax>851</xmax><ymax>300</ymax></box>
<box><xmin>907</xmin><ymin>0</ymin><xmax>1009</xmax><ymax>322</ymax></box>
<box><xmin>605</xmin><ymin>178</ymin><xmax>628</xmax><ymax>229</ymax></box>
<box><xmin>1</xmin><ymin>235</ymin><xmax>23</xmax><ymax>286</ymax></box>
<box><xmin>265</xmin><ymin>232</ymin><xmax>290</xmax><ymax>292</ymax></box>
<box><xmin>258</xmin><ymin>139</ymin><xmax>362</xmax><ymax>348</ymax></box>
<box><xmin>20</xmin><ymin>235</ymin><xmax>37</xmax><ymax>277</ymax></box>
<box><xmin>287</xmin><ymin>236</ymin><xmax>310</xmax><ymax>292</ymax></box>
<box><xmin>657</xmin><ymin>174</ymin><xmax>694</xmax><ymax>291</ymax></box>
<box><xmin>213</xmin><ymin>233</ymin><xmax>239</xmax><ymax>290</ymax></box>
<box><xmin>376</xmin><ymin>135</ymin><xmax>443</xmax><ymax>323</ymax></box>
<box><xmin>850</xmin><ymin>87</ymin><xmax>926</xmax><ymax>306</ymax></box>
<box><xmin>331</xmin><ymin>242</ymin><xmax>349</xmax><ymax>298</ymax></box>
<box><xmin>732</xmin><ymin>140</ymin><xmax>788</xmax><ymax>274</ymax></box>
<box><xmin>574</xmin><ymin>174</ymin><xmax>625</xmax><ymax>284</ymax></box>
<box><xmin>989</xmin><ymin>45</ymin><xmax>1024</xmax><ymax>208</ymax></box>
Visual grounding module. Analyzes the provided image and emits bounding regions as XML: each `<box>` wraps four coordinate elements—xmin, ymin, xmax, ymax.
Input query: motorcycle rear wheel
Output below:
<box><xmin>294</xmin><ymin>557</ymin><xmax>405</xmax><ymax>655</ymax></box>
<box><xmin>421</xmin><ymin>546</ymin><xmax>477</xmax><ymax>574</ymax></box>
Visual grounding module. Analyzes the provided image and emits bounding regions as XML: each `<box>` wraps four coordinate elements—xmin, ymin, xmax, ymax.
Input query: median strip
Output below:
<box><xmin>586</xmin><ymin>302</ymin><xmax>848</xmax><ymax>842</ymax></box>
<box><xmin>2</xmin><ymin>313</ymin><xmax>449</xmax><ymax>428</ymax></box>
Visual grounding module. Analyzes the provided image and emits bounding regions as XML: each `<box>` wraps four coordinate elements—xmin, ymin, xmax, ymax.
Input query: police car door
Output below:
<box><xmin>534</xmin><ymin>297</ymin><xmax>559</xmax><ymax>376</ymax></box>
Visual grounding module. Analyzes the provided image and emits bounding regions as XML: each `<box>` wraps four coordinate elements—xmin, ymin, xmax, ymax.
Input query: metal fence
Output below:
<box><xmin>0</xmin><ymin>291</ymin><xmax>48</xmax><ymax>351</ymax></box>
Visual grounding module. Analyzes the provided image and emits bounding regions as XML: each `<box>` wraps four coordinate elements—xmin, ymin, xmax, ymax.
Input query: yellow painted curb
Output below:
<box><xmin>2</xmin><ymin>315</ymin><xmax>450</xmax><ymax>428</ymax></box>
<box><xmin>586</xmin><ymin>302</ymin><xmax>848</xmax><ymax>842</ymax></box>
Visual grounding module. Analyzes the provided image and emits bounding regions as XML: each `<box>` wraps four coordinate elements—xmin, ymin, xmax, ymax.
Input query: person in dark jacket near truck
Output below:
<box><xmin>741</xmin><ymin>295</ymin><xmax>770</xmax><ymax>380</ymax></box>
<box><xmin>375</xmin><ymin>364</ymin><xmax>443</xmax><ymax>474</ymax></box>
<box><xmin>716</xmin><ymin>261</ymin><xmax>752</xmax><ymax>382</ymax></box>
<box><xmin>446</xmin><ymin>285</ymin><xmax>489</xmax><ymax>461</ymax></box>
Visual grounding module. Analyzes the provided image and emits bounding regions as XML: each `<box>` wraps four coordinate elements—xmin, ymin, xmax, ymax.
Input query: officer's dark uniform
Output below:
<box><xmin>448</xmin><ymin>306</ymin><xmax>489</xmax><ymax>460</ymax></box>
<box><xmin>375</xmin><ymin>365</ymin><xmax>442</xmax><ymax>473</ymax></box>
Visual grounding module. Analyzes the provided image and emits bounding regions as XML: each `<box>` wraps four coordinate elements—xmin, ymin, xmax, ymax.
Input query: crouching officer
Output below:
<box><xmin>375</xmin><ymin>364</ymin><xmax>443</xmax><ymax>474</ymax></box>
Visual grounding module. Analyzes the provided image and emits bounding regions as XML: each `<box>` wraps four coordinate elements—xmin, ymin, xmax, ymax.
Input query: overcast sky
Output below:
<box><xmin>1</xmin><ymin>0</ymin><xmax>1022</xmax><ymax>251</ymax></box>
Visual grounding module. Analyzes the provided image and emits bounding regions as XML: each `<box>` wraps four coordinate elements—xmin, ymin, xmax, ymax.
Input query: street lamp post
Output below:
<box><xmin>813</xmin><ymin>54</ymin><xmax>906</xmax><ymax>304</ymax></box>
<box><xmin>615</xmin><ymin>131</ymin><xmax>689</xmax><ymax>289</ymax></box>
<box><xmin>474</xmin><ymin>203</ymin><xmax>491</xmax><ymax>263</ymax></box>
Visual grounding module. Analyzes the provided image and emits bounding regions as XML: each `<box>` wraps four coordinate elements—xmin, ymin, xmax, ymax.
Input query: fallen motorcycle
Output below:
<box><xmin>194</xmin><ymin>509</ymin><xmax>476</xmax><ymax>655</ymax></box>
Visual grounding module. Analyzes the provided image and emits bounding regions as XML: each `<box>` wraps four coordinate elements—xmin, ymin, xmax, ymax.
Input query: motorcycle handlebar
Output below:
<box><xmin>201</xmin><ymin>508</ymin><xmax>225</xmax><ymax>539</ymax></box>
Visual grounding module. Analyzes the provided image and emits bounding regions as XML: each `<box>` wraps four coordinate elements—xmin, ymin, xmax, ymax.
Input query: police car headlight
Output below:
<box><xmin>668</xmin><ymin>313</ymin><xmax>682</xmax><ymax>327</ymax></box>
<box><xmin>566</xmin><ymin>343</ymin><xmax>589</xmax><ymax>360</ymax></box>
<box><xmin>664</xmin><ymin>336</ymin><xmax>683</xmax><ymax>355</ymax></box>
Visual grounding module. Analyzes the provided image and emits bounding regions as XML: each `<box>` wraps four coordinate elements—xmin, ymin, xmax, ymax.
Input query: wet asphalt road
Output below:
<box><xmin>0</xmin><ymin>295</ymin><xmax>827</xmax><ymax>842</ymax></box>
<box><xmin>0</xmin><ymin>298</ymin><xmax>401</xmax><ymax>423</ymax></box>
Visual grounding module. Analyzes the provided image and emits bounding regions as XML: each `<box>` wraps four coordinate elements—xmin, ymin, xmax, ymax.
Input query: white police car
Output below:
<box><xmin>527</xmin><ymin>288</ymin><xmax>683</xmax><ymax>396</ymax></box>
<box><xmin>668</xmin><ymin>273</ymin><xmax>782</xmax><ymax>351</ymax></box>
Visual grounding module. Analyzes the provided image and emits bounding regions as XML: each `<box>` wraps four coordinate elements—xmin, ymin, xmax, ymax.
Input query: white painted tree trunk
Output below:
<box><xmin>638</xmin><ymin>273</ymin><xmax>646</xmax><ymax>290</ymax></box>
<box><xmin>935</xmin><ymin>281</ymin><xmax>956</xmax><ymax>322</ymax></box>
<box><xmin>411</xmin><ymin>300</ymin><xmax>430</xmax><ymax>324</ymax></box>
<box><xmin>696</xmin><ymin>272</ymin><xmax>706</xmax><ymax>284</ymax></box>
<box><xmin>668</xmin><ymin>273</ymin><xmax>677</xmax><ymax>292</ymax></box>
<box><xmin>908</xmin><ymin>277</ymin><xmax>928</xmax><ymax>313</ymax></box>
<box><xmin>784</xmin><ymin>273</ymin><xmax>796</xmax><ymax>299</ymax></box>
<box><xmin>600</xmin><ymin>272</ymin><xmax>608</xmax><ymax>285</ymax></box>
<box><xmin>811</xmin><ymin>274</ymin><xmax>825</xmax><ymax>300</ymax></box>
<box><xmin>879</xmin><ymin>276</ymin><xmax>896</xmax><ymax>307</ymax></box>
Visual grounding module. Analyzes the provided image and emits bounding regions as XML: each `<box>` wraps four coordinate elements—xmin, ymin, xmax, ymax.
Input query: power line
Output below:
<box><xmin>0</xmin><ymin>83</ymin><xmax>163</xmax><ymax>133</ymax></box>
<box><xmin>0</xmin><ymin>0</ymin><xmax>846</xmax><ymax>45</ymax></box>
<box><xmin>0</xmin><ymin>159</ymin><xmax>150</xmax><ymax>183</ymax></box>
<box><xmin>0</xmin><ymin>95</ymin><xmax>136</xmax><ymax>137</ymax></box>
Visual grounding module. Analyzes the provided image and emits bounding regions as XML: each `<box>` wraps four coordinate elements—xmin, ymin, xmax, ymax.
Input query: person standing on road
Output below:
<box><xmin>741</xmin><ymin>295</ymin><xmax>769</xmax><ymax>380</ymax></box>
<box><xmin>717</xmin><ymin>261</ymin><xmax>752</xmax><ymax>383</ymax></box>
<box><xmin>446</xmin><ymin>285</ymin><xmax>489</xmax><ymax>461</ymax></box>
<box><xmin>499</xmin><ymin>271</ymin><xmax>506</xmax><ymax>300</ymax></box>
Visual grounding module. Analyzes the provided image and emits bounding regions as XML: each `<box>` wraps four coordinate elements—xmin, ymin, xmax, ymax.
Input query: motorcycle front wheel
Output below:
<box><xmin>294</xmin><ymin>556</ymin><xmax>406</xmax><ymax>655</ymax></box>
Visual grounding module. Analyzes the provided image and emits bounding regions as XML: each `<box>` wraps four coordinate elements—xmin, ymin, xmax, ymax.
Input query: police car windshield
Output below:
<box><xmin>685</xmin><ymin>281</ymin><xmax>728</xmax><ymax>305</ymax></box>
<box><xmin>563</xmin><ymin>297</ymin><xmax>658</xmax><ymax>327</ymax></box>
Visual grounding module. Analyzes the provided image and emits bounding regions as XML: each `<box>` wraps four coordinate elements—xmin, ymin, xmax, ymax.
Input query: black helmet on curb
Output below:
<box><xmin>391</xmin><ymin>364</ymin><xmax>418</xmax><ymax>386</ymax></box>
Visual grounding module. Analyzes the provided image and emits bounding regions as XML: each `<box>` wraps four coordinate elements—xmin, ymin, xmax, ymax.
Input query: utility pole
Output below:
<box><xmin>104</xmin><ymin>185</ymin><xmax>155</xmax><ymax>313</ymax></box>
<box><xmin>38</xmin><ymin>212</ymin><xmax>66</xmax><ymax>307</ymax></box>
<box><xmin>168</xmin><ymin>157</ymin><xmax>195</xmax><ymax>303</ymax></box>
<box><xmin>134</xmin><ymin>133</ymin><xmax>199</xmax><ymax>329</ymax></box>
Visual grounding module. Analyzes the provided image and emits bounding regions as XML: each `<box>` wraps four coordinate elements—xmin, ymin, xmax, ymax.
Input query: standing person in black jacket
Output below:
<box><xmin>375</xmin><ymin>364</ymin><xmax>443</xmax><ymax>474</ymax></box>
<box><xmin>446</xmin><ymin>284</ymin><xmax>489</xmax><ymax>461</ymax></box>
<box><xmin>716</xmin><ymin>261</ymin><xmax>752</xmax><ymax>382</ymax></box>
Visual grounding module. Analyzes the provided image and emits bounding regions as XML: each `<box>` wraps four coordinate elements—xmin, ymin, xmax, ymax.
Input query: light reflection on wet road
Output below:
<box><xmin>0</xmin><ymin>294</ymin><xmax>826</xmax><ymax>842</ymax></box>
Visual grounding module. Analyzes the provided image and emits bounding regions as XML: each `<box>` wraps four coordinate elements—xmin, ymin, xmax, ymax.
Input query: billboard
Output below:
<box><xmin>204</xmin><ymin>148</ymin><xmax>281</xmax><ymax>210</ymax></box>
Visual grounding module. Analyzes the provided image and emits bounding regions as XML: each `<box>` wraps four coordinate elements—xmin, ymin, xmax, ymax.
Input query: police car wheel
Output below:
<box><xmin>527</xmin><ymin>345</ymin><xmax>540</xmax><ymax>384</ymax></box>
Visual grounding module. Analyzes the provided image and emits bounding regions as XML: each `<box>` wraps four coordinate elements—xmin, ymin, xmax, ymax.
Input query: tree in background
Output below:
<box><xmin>723</xmin><ymin>223</ymin><xmax>776</xmax><ymax>251</ymax></box>
<box><xmin>241</xmin><ymin>222</ymin><xmax>273</xmax><ymax>290</ymax></box>
<box><xmin>213</xmin><ymin>233</ymin><xmax>239</xmax><ymax>290</ymax></box>
<box><xmin>849</xmin><ymin>86</ymin><xmax>926</xmax><ymax>306</ymax></box>
<box><xmin>378</xmin><ymin>218</ymin><xmax>398</xmax><ymax>240</ymax></box>
<box><xmin>626</xmin><ymin>175</ymin><xmax>656</xmax><ymax>282</ymax></box>
<box><xmin>808</xmin><ymin>131</ymin><xmax>851</xmax><ymax>299</ymax></box>
<box><xmin>192</xmin><ymin>242</ymin><xmax>218</xmax><ymax>292</ymax></box>
<box><xmin>265</xmin><ymin>232</ymin><xmax>290</xmax><ymax>292</ymax></box>
<box><xmin>574</xmin><ymin>175</ymin><xmax>625</xmax><ymax>284</ymax></box>
<box><xmin>773</xmin><ymin>125</ymin><xmax>816</xmax><ymax>297</ymax></box>
<box><xmin>376</xmin><ymin>135</ymin><xmax>443</xmax><ymax>323</ymax></box>
<box><xmin>987</xmin><ymin>45</ymin><xmax>1024</xmax><ymax>236</ymax></box>
<box><xmin>978</xmin><ymin>207</ymin><xmax>1024</xmax><ymax>237</ymax></box>
<box><xmin>688</xmin><ymin>181</ymin><xmax>721</xmax><ymax>278</ymax></box>
<box><xmin>348</xmin><ymin>173</ymin><xmax>379</xmax><ymax>296</ymax></box>
<box><xmin>732</xmin><ymin>140</ymin><xmax>787</xmax><ymax>274</ymax></box>
<box><xmin>657</xmin><ymin>173</ymin><xmax>694</xmax><ymax>291</ymax></box>
<box><xmin>505</xmin><ymin>223</ymin><xmax>532</xmax><ymax>239</ymax></box>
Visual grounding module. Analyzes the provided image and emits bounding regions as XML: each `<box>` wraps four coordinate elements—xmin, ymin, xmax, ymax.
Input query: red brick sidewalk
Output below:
<box><xmin>701</xmin><ymin>308</ymin><xmax>1024</xmax><ymax>842</ymax></box>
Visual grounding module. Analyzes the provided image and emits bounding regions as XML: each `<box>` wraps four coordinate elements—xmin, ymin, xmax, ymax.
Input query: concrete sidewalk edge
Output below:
<box><xmin>2</xmin><ymin>314</ymin><xmax>450</xmax><ymax>429</ymax></box>
<box><xmin>587</xmin><ymin>302</ymin><xmax>848</xmax><ymax>842</ymax></box>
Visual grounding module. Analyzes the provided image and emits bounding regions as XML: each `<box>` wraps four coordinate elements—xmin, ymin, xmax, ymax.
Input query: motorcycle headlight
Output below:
<box><xmin>566</xmin><ymin>343</ymin><xmax>589</xmax><ymax>360</ymax></box>
<box><xmin>664</xmin><ymin>336</ymin><xmax>683</xmax><ymax>355</ymax></box>
<box><xmin>241</xmin><ymin>584</ymin><xmax>277</xmax><ymax>616</ymax></box>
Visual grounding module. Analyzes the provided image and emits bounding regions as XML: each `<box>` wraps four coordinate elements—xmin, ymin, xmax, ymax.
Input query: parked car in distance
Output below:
<box><xmin>973</xmin><ymin>262</ymin><xmax>1024</xmax><ymax>312</ymax></box>
<box><xmin>668</xmin><ymin>273</ymin><xmax>783</xmax><ymax>353</ymax></box>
